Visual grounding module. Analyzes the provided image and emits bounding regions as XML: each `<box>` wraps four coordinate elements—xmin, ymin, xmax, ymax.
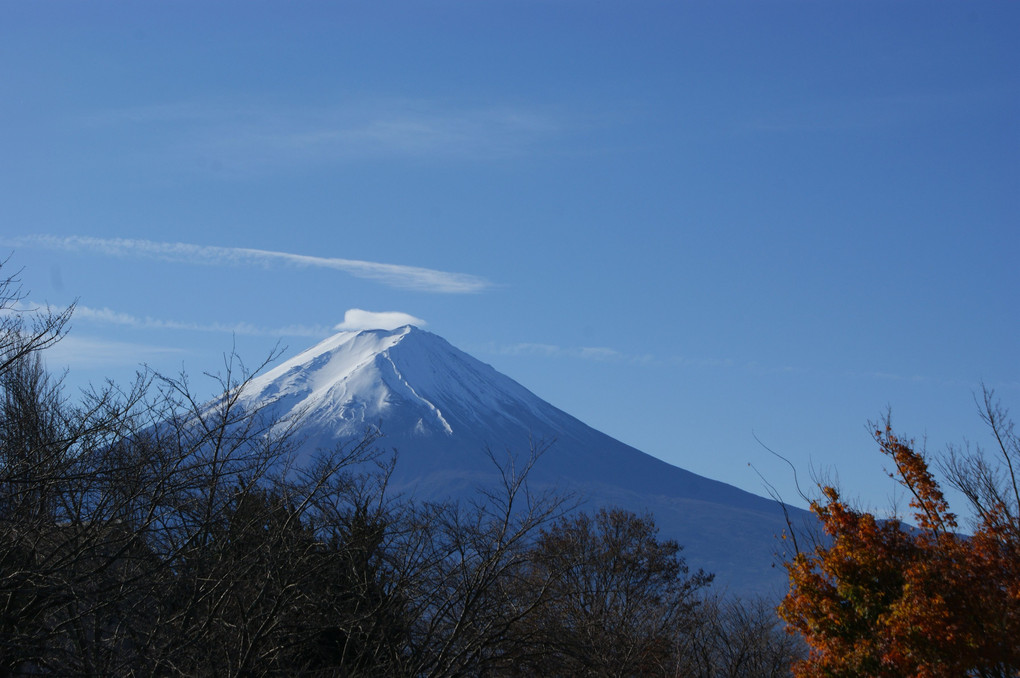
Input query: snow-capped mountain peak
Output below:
<box><xmin>237</xmin><ymin>325</ymin><xmax>813</xmax><ymax>598</ymax></box>
<box><xmin>240</xmin><ymin>325</ymin><xmax>558</xmax><ymax>444</ymax></box>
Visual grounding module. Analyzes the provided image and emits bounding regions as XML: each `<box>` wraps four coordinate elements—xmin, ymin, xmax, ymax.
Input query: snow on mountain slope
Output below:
<box><xmin>239</xmin><ymin>326</ymin><xmax>811</xmax><ymax>597</ymax></box>
<box><xmin>241</xmin><ymin>326</ymin><xmax>580</xmax><ymax>455</ymax></box>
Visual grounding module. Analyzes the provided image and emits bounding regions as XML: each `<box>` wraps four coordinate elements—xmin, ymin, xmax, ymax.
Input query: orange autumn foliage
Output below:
<box><xmin>778</xmin><ymin>424</ymin><xmax>1020</xmax><ymax>678</ymax></box>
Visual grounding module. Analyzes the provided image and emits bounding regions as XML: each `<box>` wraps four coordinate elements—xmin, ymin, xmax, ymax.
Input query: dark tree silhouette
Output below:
<box><xmin>514</xmin><ymin>507</ymin><xmax>713</xmax><ymax>676</ymax></box>
<box><xmin>0</xmin><ymin>259</ymin><xmax>806</xmax><ymax>677</ymax></box>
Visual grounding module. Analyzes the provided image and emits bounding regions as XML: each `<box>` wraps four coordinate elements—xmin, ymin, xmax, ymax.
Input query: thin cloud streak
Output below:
<box><xmin>85</xmin><ymin>98</ymin><xmax>565</xmax><ymax>167</ymax></box>
<box><xmin>69</xmin><ymin>304</ymin><xmax>333</xmax><ymax>338</ymax></box>
<box><xmin>12</xmin><ymin>235</ymin><xmax>492</xmax><ymax>294</ymax></box>
<box><xmin>491</xmin><ymin>342</ymin><xmax>653</xmax><ymax>364</ymax></box>
<box><xmin>43</xmin><ymin>335</ymin><xmax>185</xmax><ymax>370</ymax></box>
<box><xmin>492</xmin><ymin>342</ymin><xmax>803</xmax><ymax>373</ymax></box>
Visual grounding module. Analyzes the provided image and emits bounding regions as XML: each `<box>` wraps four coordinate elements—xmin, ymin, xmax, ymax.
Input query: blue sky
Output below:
<box><xmin>2</xmin><ymin>1</ymin><xmax>1017</xmax><ymax>520</ymax></box>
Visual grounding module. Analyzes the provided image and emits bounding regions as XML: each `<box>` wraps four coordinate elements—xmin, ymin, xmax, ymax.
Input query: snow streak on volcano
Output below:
<box><xmin>240</xmin><ymin>326</ymin><xmax>810</xmax><ymax>596</ymax></box>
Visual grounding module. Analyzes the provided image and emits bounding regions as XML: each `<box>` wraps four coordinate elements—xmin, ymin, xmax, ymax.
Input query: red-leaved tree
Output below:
<box><xmin>779</xmin><ymin>403</ymin><xmax>1020</xmax><ymax>678</ymax></box>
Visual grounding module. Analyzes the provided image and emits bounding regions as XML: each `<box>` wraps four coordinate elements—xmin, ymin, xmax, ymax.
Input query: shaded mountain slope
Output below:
<box><xmin>239</xmin><ymin>326</ymin><xmax>810</xmax><ymax>597</ymax></box>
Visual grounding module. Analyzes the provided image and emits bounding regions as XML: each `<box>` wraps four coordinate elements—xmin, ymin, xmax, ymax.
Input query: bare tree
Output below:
<box><xmin>0</xmin><ymin>262</ymin><xmax>393</xmax><ymax>675</ymax></box>
<box><xmin>3</xmin><ymin>259</ymin><xmax>803</xmax><ymax>677</ymax></box>
<box><xmin>674</xmin><ymin>595</ymin><xmax>803</xmax><ymax>678</ymax></box>
<box><xmin>941</xmin><ymin>387</ymin><xmax>1020</xmax><ymax>541</ymax></box>
<box><xmin>0</xmin><ymin>260</ymin><xmax>73</xmax><ymax>376</ymax></box>
<box><xmin>510</xmin><ymin>507</ymin><xmax>713</xmax><ymax>677</ymax></box>
<box><xmin>369</xmin><ymin>445</ymin><xmax>570</xmax><ymax>677</ymax></box>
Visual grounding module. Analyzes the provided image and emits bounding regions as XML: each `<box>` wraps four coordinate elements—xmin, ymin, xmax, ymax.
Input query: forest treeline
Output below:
<box><xmin>0</xmin><ymin>266</ymin><xmax>800</xmax><ymax>675</ymax></box>
<box><xmin>4</xmin><ymin>260</ymin><xmax>1019</xmax><ymax>677</ymax></box>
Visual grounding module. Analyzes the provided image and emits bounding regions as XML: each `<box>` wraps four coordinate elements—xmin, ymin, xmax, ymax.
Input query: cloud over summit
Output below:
<box><xmin>334</xmin><ymin>309</ymin><xmax>426</xmax><ymax>332</ymax></box>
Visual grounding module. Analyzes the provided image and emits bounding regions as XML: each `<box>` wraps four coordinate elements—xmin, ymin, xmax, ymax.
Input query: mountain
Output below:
<box><xmin>239</xmin><ymin>325</ymin><xmax>812</xmax><ymax>597</ymax></box>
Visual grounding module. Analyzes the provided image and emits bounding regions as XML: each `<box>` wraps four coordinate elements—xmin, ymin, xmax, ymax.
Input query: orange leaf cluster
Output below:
<box><xmin>779</xmin><ymin>427</ymin><xmax>1020</xmax><ymax>677</ymax></box>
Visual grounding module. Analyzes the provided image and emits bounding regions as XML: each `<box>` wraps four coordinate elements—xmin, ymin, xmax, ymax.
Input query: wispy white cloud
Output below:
<box><xmin>43</xmin><ymin>335</ymin><xmax>185</xmax><ymax>370</ymax></box>
<box><xmin>85</xmin><ymin>98</ymin><xmax>564</xmax><ymax>168</ymax></box>
<box><xmin>9</xmin><ymin>235</ymin><xmax>492</xmax><ymax>294</ymax></box>
<box><xmin>668</xmin><ymin>355</ymin><xmax>736</xmax><ymax>370</ymax></box>
<box><xmin>0</xmin><ymin>300</ymin><xmax>57</xmax><ymax>317</ymax></box>
<box><xmin>334</xmin><ymin>309</ymin><xmax>426</xmax><ymax>331</ymax></box>
<box><xmin>577</xmin><ymin>346</ymin><xmax>622</xmax><ymax>361</ymax></box>
<box><xmin>855</xmin><ymin>370</ymin><xmax>929</xmax><ymax>384</ymax></box>
<box><xmin>491</xmin><ymin>342</ymin><xmax>649</xmax><ymax>364</ymax></box>
<box><xmin>68</xmin><ymin>304</ymin><xmax>332</xmax><ymax>338</ymax></box>
<box><xmin>490</xmin><ymin>341</ymin><xmax>758</xmax><ymax>371</ymax></box>
<box><xmin>497</xmin><ymin>342</ymin><xmax>563</xmax><ymax>358</ymax></box>
<box><xmin>46</xmin><ymin>302</ymin><xmax>427</xmax><ymax>338</ymax></box>
<box><xmin>492</xmin><ymin>338</ymin><xmax>810</xmax><ymax>375</ymax></box>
